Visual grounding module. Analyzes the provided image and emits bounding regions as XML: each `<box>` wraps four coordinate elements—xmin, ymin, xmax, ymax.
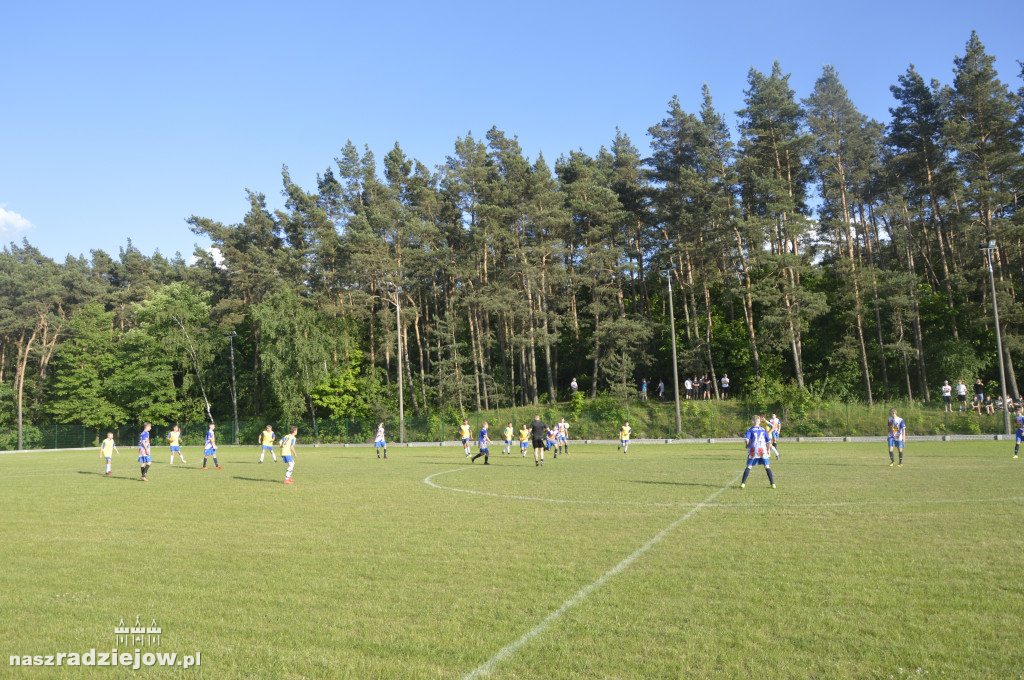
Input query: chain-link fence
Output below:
<box><xmin>0</xmin><ymin>399</ymin><xmax>1011</xmax><ymax>451</ymax></box>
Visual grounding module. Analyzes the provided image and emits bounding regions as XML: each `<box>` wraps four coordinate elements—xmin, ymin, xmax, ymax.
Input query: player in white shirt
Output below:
<box><xmin>768</xmin><ymin>413</ymin><xmax>781</xmax><ymax>459</ymax></box>
<box><xmin>741</xmin><ymin>415</ymin><xmax>775</xmax><ymax>489</ymax></box>
<box><xmin>956</xmin><ymin>380</ymin><xmax>968</xmax><ymax>411</ymax></box>
<box><xmin>887</xmin><ymin>408</ymin><xmax>906</xmax><ymax>467</ymax></box>
<box><xmin>941</xmin><ymin>381</ymin><xmax>953</xmax><ymax>412</ymax></box>
<box><xmin>556</xmin><ymin>418</ymin><xmax>569</xmax><ymax>455</ymax></box>
<box><xmin>375</xmin><ymin>423</ymin><xmax>387</xmax><ymax>459</ymax></box>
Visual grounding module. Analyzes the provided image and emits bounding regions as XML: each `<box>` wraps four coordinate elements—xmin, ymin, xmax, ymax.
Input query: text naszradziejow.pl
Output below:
<box><xmin>10</xmin><ymin>649</ymin><xmax>200</xmax><ymax>669</ymax></box>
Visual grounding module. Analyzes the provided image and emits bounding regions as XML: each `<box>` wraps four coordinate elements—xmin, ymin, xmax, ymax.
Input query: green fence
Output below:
<box><xmin>0</xmin><ymin>400</ymin><xmax>1012</xmax><ymax>451</ymax></box>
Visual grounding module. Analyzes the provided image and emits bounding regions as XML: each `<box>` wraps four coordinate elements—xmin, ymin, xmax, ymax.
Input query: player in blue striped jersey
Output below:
<box><xmin>138</xmin><ymin>423</ymin><xmax>152</xmax><ymax>481</ymax></box>
<box><xmin>740</xmin><ymin>416</ymin><xmax>775</xmax><ymax>489</ymax></box>
<box><xmin>202</xmin><ymin>423</ymin><xmax>220</xmax><ymax>470</ymax></box>
<box><xmin>887</xmin><ymin>409</ymin><xmax>905</xmax><ymax>467</ymax></box>
<box><xmin>1014</xmin><ymin>407</ymin><xmax>1024</xmax><ymax>459</ymax></box>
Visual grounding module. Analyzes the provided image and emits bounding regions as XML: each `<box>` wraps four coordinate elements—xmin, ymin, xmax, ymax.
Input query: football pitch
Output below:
<box><xmin>1</xmin><ymin>440</ymin><xmax>1021</xmax><ymax>679</ymax></box>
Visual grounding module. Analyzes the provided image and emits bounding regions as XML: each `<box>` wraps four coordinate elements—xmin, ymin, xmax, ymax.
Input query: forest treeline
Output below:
<box><xmin>2</xmin><ymin>33</ymin><xmax>1023</xmax><ymax>448</ymax></box>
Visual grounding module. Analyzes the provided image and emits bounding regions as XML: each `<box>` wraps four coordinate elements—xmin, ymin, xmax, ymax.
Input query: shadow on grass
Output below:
<box><xmin>77</xmin><ymin>471</ymin><xmax>142</xmax><ymax>482</ymax></box>
<box><xmin>232</xmin><ymin>476</ymin><xmax>284</xmax><ymax>485</ymax></box>
<box><xmin>628</xmin><ymin>479</ymin><xmax>727</xmax><ymax>489</ymax></box>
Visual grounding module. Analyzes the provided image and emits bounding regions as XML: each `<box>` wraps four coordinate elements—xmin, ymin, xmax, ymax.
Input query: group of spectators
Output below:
<box><xmin>941</xmin><ymin>378</ymin><xmax>1017</xmax><ymax>415</ymax></box>
<box><xmin>634</xmin><ymin>374</ymin><xmax>732</xmax><ymax>401</ymax></box>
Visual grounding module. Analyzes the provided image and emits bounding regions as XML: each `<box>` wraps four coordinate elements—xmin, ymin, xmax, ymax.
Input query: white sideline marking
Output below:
<box><xmin>457</xmin><ymin>472</ymin><xmax>742</xmax><ymax>680</ymax></box>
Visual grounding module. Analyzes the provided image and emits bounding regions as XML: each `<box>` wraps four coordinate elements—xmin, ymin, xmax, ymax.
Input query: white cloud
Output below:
<box><xmin>189</xmin><ymin>246</ymin><xmax>225</xmax><ymax>267</ymax></box>
<box><xmin>0</xmin><ymin>205</ymin><xmax>34</xmax><ymax>236</ymax></box>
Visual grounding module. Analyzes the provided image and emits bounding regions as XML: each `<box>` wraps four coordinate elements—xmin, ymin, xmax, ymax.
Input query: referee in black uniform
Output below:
<box><xmin>530</xmin><ymin>414</ymin><xmax>548</xmax><ymax>467</ymax></box>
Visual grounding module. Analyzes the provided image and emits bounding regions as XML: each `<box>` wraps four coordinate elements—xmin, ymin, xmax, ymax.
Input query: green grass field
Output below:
<box><xmin>1</xmin><ymin>440</ymin><xmax>1022</xmax><ymax>679</ymax></box>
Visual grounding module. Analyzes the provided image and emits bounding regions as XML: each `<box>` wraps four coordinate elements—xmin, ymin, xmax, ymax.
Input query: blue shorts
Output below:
<box><xmin>283</xmin><ymin>455</ymin><xmax>293</xmax><ymax>464</ymax></box>
<box><xmin>170</xmin><ymin>445</ymin><xmax>181</xmax><ymax>452</ymax></box>
<box><xmin>461</xmin><ymin>438</ymin><xmax>469</xmax><ymax>445</ymax></box>
<box><xmin>262</xmin><ymin>445</ymin><xmax>273</xmax><ymax>452</ymax></box>
<box><xmin>545</xmin><ymin>440</ymin><xmax>552</xmax><ymax>449</ymax></box>
<box><xmin>557</xmin><ymin>435</ymin><xmax>566</xmax><ymax>442</ymax></box>
<box><xmin>479</xmin><ymin>447</ymin><xmax>488</xmax><ymax>454</ymax></box>
<box><xmin>747</xmin><ymin>457</ymin><xmax>770</xmax><ymax>467</ymax></box>
<box><xmin>375</xmin><ymin>440</ymin><xmax>387</xmax><ymax>448</ymax></box>
<box><xmin>520</xmin><ymin>441</ymin><xmax>528</xmax><ymax>449</ymax></box>
<box><xmin>771</xmin><ymin>433</ymin><xmax>779</xmax><ymax>443</ymax></box>
<box><xmin>104</xmin><ymin>456</ymin><xmax>111</xmax><ymax>461</ymax></box>
<box><xmin>138</xmin><ymin>454</ymin><xmax>151</xmax><ymax>463</ymax></box>
<box><xmin>1016</xmin><ymin>428</ymin><xmax>1023</xmax><ymax>443</ymax></box>
<box><xmin>888</xmin><ymin>437</ymin><xmax>905</xmax><ymax>448</ymax></box>
<box><xmin>621</xmin><ymin>439</ymin><xmax>629</xmax><ymax>445</ymax></box>
<box><xmin>204</xmin><ymin>447</ymin><xmax>216</xmax><ymax>455</ymax></box>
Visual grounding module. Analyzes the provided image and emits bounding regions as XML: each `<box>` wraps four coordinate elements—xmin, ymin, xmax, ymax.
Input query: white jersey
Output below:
<box><xmin>558</xmin><ymin>422</ymin><xmax>568</xmax><ymax>437</ymax></box>
<box><xmin>375</xmin><ymin>426</ymin><xmax>385</xmax><ymax>443</ymax></box>
<box><xmin>957</xmin><ymin>383</ymin><xmax>968</xmax><ymax>396</ymax></box>
<box><xmin>769</xmin><ymin>417</ymin><xmax>780</xmax><ymax>434</ymax></box>
<box><xmin>942</xmin><ymin>385</ymin><xmax>952</xmax><ymax>397</ymax></box>
<box><xmin>684</xmin><ymin>380</ymin><xmax>693</xmax><ymax>390</ymax></box>
<box><xmin>745</xmin><ymin>426</ymin><xmax>770</xmax><ymax>459</ymax></box>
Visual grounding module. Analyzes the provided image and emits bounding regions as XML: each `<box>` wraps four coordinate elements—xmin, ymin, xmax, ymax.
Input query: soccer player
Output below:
<box><xmin>941</xmin><ymin>381</ymin><xmax>953</xmax><ymax>412</ymax></box>
<box><xmin>557</xmin><ymin>417</ymin><xmax>570</xmax><ymax>455</ymax></box>
<box><xmin>202</xmin><ymin>422</ymin><xmax>220</xmax><ymax>470</ymax></box>
<box><xmin>768</xmin><ymin>413</ymin><xmax>781</xmax><ymax>459</ymax></box>
<box><xmin>740</xmin><ymin>415</ymin><xmax>775</xmax><ymax>489</ymax></box>
<box><xmin>167</xmin><ymin>425</ymin><xmax>187</xmax><ymax>464</ymax></box>
<box><xmin>138</xmin><ymin>422</ymin><xmax>152</xmax><ymax>481</ymax></box>
<box><xmin>546</xmin><ymin>427</ymin><xmax>558</xmax><ymax>458</ymax></box>
<box><xmin>1013</xmin><ymin>407</ymin><xmax>1024</xmax><ymax>459</ymax></box>
<box><xmin>281</xmin><ymin>426</ymin><xmax>297</xmax><ymax>484</ymax></box>
<box><xmin>502</xmin><ymin>422</ymin><xmax>514</xmax><ymax>455</ymax></box>
<box><xmin>258</xmin><ymin>425</ymin><xmax>277</xmax><ymax>463</ymax></box>
<box><xmin>100</xmin><ymin>432</ymin><xmax>120</xmax><ymax>475</ymax></box>
<box><xmin>459</xmin><ymin>419</ymin><xmax>473</xmax><ymax>458</ymax></box>
<box><xmin>617</xmin><ymin>421</ymin><xmax>631</xmax><ymax>454</ymax></box>
<box><xmin>956</xmin><ymin>380</ymin><xmax>968</xmax><ymax>411</ymax></box>
<box><xmin>530</xmin><ymin>415</ymin><xmax>548</xmax><ymax>466</ymax></box>
<box><xmin>472</xmin><ymin>421</ymin><xmax>491</xmax><ymax>464</ymax></box>
<box><xmin>375</xmin><ymin>422</ymin><xmax>388</xmax><ymax>459</ymax></box>
<box><xmin>519</xmin><ymin>423</ymin><xmax>530</xmax><ymax>457</ymax></box>
<box><xmin>887</xmin><ymin>408</ymin><xmax>905</xmax><ymax>467</ymax></box>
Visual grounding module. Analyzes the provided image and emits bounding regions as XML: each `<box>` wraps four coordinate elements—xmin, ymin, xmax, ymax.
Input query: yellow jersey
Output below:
<box><xmin>280</xmin><ymin>433</ymin><xmax>296</xmax><ymax>453</ymax></box>
<box><xmin>519</xmin><ymin>428</ymin><xmax>530</xmax><ymax>443</ymax></box>
<box><xmin>459</xmin><ymin>424</ymin><xmax>472</xmax><ymax>440</ymax></box>
<box><xmin>260</xmin><ymin>430</ymin><xmax>275</xmax><ymax>446</ymax></box>
<box><xmin>101</xmin><ymin>439</ymin><xmax>115</xmax><ymax>457</ymax></box>
<box><xmin>503</xmin><ymin>426</ymin><xmax>514</xmax><ymax>441</ymax></box>
<box><xmin>167</xmin><ymin>431</ymin><xmax>181</xmax><ymax>446</ymax></box>
<box><xmin>620</xmin><ymin>426</ymin><xmax>631</xmax><ymax>440</ymax></box>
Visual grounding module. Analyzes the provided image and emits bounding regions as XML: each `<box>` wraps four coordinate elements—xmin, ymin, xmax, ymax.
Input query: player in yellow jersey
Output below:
<box><xmin>280</xmin><ymin>426</ymin><xmax>297</xmax><ymax>484</ymax></box>
<box><xmin>167</xmin><ymin>425</ymin><xmax>187</xmax><ymax>464</ymax></box>
<box><xmin>617</xmin><ymin>421</ymin><xmax>631</xmax><ymax>454</ymax></box>
<box><xmin>502</xmin><ymin>422</ymin><xmax>514</xmax><ymax>454</ymax></box>
<box><xmin>258</xmin><ymin>425</ymin><xmax>277</xmax><ymax>463</ymax></box>
<box><xmin>459</xmin><ymin>419</ymin><xmax>473</xmax><ymax>458</ymax></box>
<box><xmin>100</xmin><ymin>432</ymin><xmax>120</xmax><ymax>475</ymax></box>
<box><xmin>518</xmin><ymin>424</ymin><xmax>530</xmax><ymax>457</ymax></box>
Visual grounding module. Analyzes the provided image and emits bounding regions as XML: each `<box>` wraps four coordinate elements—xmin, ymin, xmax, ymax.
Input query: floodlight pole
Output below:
<box><xmin>225</xmin><ymin>331</ymin><xmax>239</xmax><ymax>444</ymax></box>
<box><xmin>662</xmin><ymin>269</ymin><xmax>682</xmax><ymax>436</ymax></box>
<box><xmin>395</xmin><ymin>286</ymin><xmax>405</xmax><ymax>444</ymax></box>
<box><xmin>982</xmin><ymin>241</ymin><xmax>1011</xmax><ymax>435</ymax></box>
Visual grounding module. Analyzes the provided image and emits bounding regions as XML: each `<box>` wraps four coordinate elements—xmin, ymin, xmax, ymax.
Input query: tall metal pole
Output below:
<box><xmin>226</xmin><ymin>332</ymin><xmax>239</xmax><ymax>444</ymax></box>
<box><xmin>663</xmin><ymin>270</ymin><xmax>682</xmax><ymax>436</ymax></box>
<box><xmin>395</xmin><ymin>288</ymin><xmax>405</xmax><ymax>444</ymax></box>
<box><xmin>984</xmin><ymin>243</ymin><xmax>1010</xmax><ymax>435</ymax></box>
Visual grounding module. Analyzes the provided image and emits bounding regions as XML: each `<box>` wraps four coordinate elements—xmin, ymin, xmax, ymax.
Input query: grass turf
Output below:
<box><xmin>0</xmin><ymin>440</ymin><xmax>1021</xmax><ymax>679</ymax></box>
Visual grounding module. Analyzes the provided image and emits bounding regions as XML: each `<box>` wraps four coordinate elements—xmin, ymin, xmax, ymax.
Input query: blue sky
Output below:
<box><xmin>2</xmin><ymin>0</ymin><xmax>1022</xmax><ymax>263</ymax></box>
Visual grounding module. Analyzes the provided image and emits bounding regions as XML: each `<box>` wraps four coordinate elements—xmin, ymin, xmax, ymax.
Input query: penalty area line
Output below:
<box><xmin>458</xmin><ymin>471</ymin><xmax>742</xmax><ymax>680</ymax></box>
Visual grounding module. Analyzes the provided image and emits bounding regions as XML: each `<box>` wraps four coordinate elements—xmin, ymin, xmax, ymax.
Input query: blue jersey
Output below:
<box><xmin>205</xmin><ymin>429</ymin><xmax>216</xmax><ymax>450</ymax></box>
<box><xmin>138</xmin><ymin>431</ymin><xmax>150</xmax><ymax>451</ymax></box>
<box><xmin>478</xmin><ymin>428</ymin><xmax>488</xmax><ymax>444</ymax></box>
<box><xmin>744</xmin><ymin>426</ymin><xmax>770</xmax><ymax>459</ymax></box>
